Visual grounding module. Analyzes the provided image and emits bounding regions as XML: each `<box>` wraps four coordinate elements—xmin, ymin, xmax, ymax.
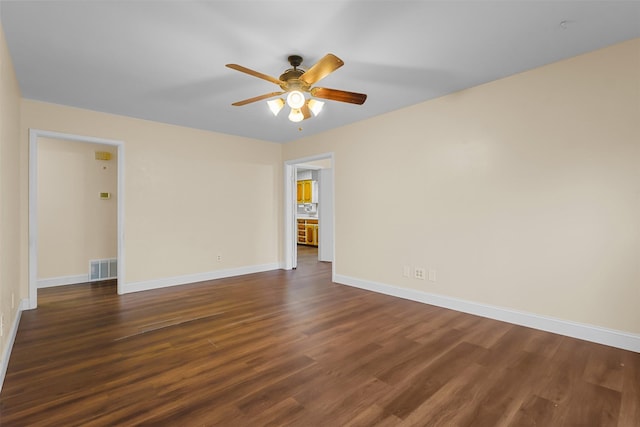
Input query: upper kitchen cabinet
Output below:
<box><xmin>296</xmin><ymin>181</ymin><xmax>304</xmax><ymax>203</ymax></box>
<box><xmin>297</xmin><ymin>180</ymin><xmax>318</xmax><ymax>204</ymax></box>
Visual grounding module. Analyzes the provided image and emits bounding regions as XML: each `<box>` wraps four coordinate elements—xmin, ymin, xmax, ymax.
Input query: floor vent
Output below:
<box><xmin>90</xmin><ymin>258</ymin><xmax>117</xmax><ymax>281</ymax></box>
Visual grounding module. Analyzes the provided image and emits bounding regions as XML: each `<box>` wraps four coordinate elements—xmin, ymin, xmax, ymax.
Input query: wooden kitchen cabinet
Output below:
<box><xmin>305</xmin><ymin>223</ymin><xmax>318</xmax><ymax>245</ymax></box>
<box><xmin>297</xmin><ymin>219</ymin><xmax>306</xmax><ymax>244</ymax></box>
<box><xmin>297</xmin><ymin>218</ymin><xmax>318</xmax><ymax>246</ymax></box>
<box><xmin>302</xmin><ymin>180</ymin><xmax>312</xmax><ymax>203</ymax></box>
<box><xmin>296</xmin><ymin>180</ymin><xmax>316</xmax><ymax>204</ymax></box>
<box><xmin>296</xmin><ymin>181</ymin><xmax>304</xmax><ymax>203</ymax></box>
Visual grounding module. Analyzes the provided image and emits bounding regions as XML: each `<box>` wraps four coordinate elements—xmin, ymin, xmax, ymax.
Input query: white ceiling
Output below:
<box><xmin>1</xmin><ymin>1</ymin><xmax>639</xmax><ymax>143</ymax></box>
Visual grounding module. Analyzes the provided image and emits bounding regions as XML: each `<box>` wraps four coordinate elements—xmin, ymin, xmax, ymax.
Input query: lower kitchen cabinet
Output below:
<box><xmin>297</xmin><ymin>219</ymin><xmax>318</xmax><ymax>246</ymax></box>
<box><xmin>297</xmin><ymin>220</ymin><xmax>306</xmax><ymax>244</ymax></box>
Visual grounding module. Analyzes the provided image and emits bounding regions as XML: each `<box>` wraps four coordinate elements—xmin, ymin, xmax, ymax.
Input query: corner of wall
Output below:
<box><xmin>0</xmin><ymin>19</ymin><xmax>26</xmax><ymax>392</ymax></box>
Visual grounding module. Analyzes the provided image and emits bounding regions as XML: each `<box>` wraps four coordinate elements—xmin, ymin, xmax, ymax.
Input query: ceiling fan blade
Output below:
<box><xmin>301</xmin><ymin>104</ymin><xmax>312</xmax><ymax>120</ymax></box>
<box><xmin>310</xmin><ymin>87</ymin><xmax>367</xmax><ymax>105</ymax></box>
<box><xmin>300</xmin><ymin>54</ymin><xmax>344</xmax><ymax>85</ymax></box>
<box><xmin>231</xmin><ymin>92</ymin><xmax>285</xmax><ymax>106</ymax></box>
<box><xmin>226</xmin><ymin>64</ymin><xmax>283</xmax><ymax>86</ymax></box>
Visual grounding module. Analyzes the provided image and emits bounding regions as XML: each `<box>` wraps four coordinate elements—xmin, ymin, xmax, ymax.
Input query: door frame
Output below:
<box><xmin>284</xmin><ymin>153</ymin><xmax>334</xmax><ymax>278</ymax></box>
<box><xmin>28</xmin><ymin>129</ymin><xmax>125</xmax><ymax>309</ymax></box>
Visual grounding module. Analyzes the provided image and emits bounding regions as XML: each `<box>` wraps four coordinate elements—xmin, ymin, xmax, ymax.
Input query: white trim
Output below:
<box><xmin>284</xmin><ymin>163</ymin><xmax>296</xmax><ymax>270</ymax></box>
<box><xmin>334</xmin><ymin>274</ymin><xmax>640</xmax><ymax>353</ymax></box>
<box><xmin>28</xmin><ymin>129</ymin><xmax>125</xmax><ymax>308</ymax></box>
<box><xmin>28</xmin><ymin>131</ymin><xmax>37</xmax><ymax>308</ymax></box>
<box><xmin>123</xmin><ymin>263</ymin><xmax>282</xmax><ymax>294</ymax></box>
<box><xmin>0</xmin><ymin>299</ymin><xmax>28</xmax><ymax>393</ymax></box>
<box><xmin>37</xmin><ymin>274</ymin><xmax>89</xmax><ymax>288</ymax></box>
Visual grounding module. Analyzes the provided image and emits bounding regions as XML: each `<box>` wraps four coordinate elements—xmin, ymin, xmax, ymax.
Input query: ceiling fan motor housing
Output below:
<box><xmin>279</xmin><ymin>72</ymin><xmax>307</xmax><ymax>92</ymax></box>
<box><xmin>280</xmin><ymin>55</ymin><xmax>307</xmax><ymax>92</ymax></box>
<box><xmin>280</xmin><ymin>55</ymin><xmax>309</xmax><ymax>92</ymax></box>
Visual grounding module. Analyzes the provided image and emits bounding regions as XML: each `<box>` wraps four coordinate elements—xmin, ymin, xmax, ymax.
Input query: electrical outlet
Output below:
<box><xmin>414</xmin><ymin>268</ymin><xmax>426</xmax><ymax>280</ymax></box>
<box><xmin>0</xmin><ymin>314</ymin><xmax>4</xmax><ymax>337</ymax></box>
<box><xmin>403</xmin><ymin>265</ymin><xmax>411</xmax><ymax>278</ymax></box>
<box><xmin>217</xmin><ymin>254</ymin><xmax>222</xmax><ymax>262</ymax></box>
<box><xmin>429</xmin><ymin>269</ymin><xmax>437</xmax><ymax>282</ymax></box>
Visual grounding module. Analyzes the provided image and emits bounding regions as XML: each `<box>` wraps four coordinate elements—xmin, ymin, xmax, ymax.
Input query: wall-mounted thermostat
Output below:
<box><xmin>100</xmin><ymin>192</ymin><xmax>111</xmax><ymax>199</ymax></box>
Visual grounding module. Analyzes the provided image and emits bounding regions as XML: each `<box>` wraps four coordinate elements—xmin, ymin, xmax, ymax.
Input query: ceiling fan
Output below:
<box><xmin>226</xmin><ymin>54</ymin><xmax>367</xmax><ymax>122</ymax></box>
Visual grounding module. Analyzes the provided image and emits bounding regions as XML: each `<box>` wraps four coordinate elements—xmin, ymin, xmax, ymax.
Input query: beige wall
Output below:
<box><xmin>37</xmin><ymin>138</ymin><xmax>117</xmax><ymax>279</ymax></box>
<box><xmin>0</xmin><ymin>22</ymin><xmax>23</xmax><ymax>367</ymax></box>
<box><xmin>20</xmin><ymin>101</ymin><xmax>283</xmax><ymax>286</ymax></box>
<box><xmin>284</xmin><ymin>38</ymin><xmax>640</xmax><ymax>334</ymax></box>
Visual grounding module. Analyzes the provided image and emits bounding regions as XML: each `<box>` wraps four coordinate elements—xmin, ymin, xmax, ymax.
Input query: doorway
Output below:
<box><xmin>28</xmin><ymin>129</ymin><xmax>125</xmax><ymax>309</ymax></box>
<box><xmin>284</xmin><ymin>153</ymin><xmax>334</xmax><ymax>277</ymax></box>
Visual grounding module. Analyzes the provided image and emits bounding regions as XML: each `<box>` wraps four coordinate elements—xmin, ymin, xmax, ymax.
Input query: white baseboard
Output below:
<box><xmin>334</xmin><ymin>274</ymin><xmax>640</xmax><ymax>353</ymax></box>
<box><xmin>123</xmin><ymin>263</ymin><xmax>282</xmax><ymax>294</ymax></box>
<box><xmin>37</xmin><ymin>274</ymin><xmax>89</xmax><ymax>288</ymax></box>
<box><xmin>0</xmin><ymin>298</ymin><xmax>28</xmax><ymax>393</ymax></box>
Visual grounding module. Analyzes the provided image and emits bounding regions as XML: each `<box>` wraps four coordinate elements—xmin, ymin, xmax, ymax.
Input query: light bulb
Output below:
<box><xmin>307</xmin><ymin>99</ymin><xmax>324</xmax><ymax>116</ymax></box>
<box><xmin>267</xmin><ymin>98</ymin><xmax>285</xmax><ymax>116</ymax></box>
<box><xmin>288</xmin><ymin>108</ymin><xmax>304</xmax><ymax>122</ymax></box>
<box><xmin>286</xmin><ymin>91</ymin><xmax>305</xmax><ymax>109</ymax></box>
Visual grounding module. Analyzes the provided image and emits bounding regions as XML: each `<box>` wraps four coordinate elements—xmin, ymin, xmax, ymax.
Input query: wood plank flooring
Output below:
<box><xmin>1</xmin><ymin>246</ymin><xmax>638</xmax><ymax>426</ymax></box>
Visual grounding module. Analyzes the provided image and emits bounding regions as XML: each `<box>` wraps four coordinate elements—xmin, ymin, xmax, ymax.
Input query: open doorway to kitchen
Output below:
<box><xmin>284</xmin><ymin>153</ymin><xmax>334</xmax><ymax>276</ymax></box>
<box><xmin>28</xmin><ymin>129</ymin><xmax>125</xmax><ymax>309</ymax></box>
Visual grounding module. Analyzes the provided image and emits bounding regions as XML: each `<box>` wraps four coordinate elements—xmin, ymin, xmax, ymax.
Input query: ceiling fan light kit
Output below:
<box><xmin>288</xmin><ymin>108</ymin><xmax>304</xmax><ymax>123</ymax></box>
<box><xmin>286</xmin><ymin>90</ymin><xmax>305</xmax><ymax>109</ymax></box>
<box><xmin>226</xmin><ymin>53</ymin><xmax>367</xmax><ymax>123</ymax></box>
<box><xmin>307</xmin><ymin>99</ymin><xmax>324</xmax><ymax>116</ymax></box>
<box><xmin>267</xmin><ymin>98</ymin><xmax>285</xmax><ymax>116</ymax></box>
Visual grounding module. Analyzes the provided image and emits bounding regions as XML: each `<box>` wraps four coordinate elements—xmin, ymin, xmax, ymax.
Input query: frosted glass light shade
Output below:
<box><xmin>288</xmin><ymin>108</ymin><xmax>304</xmax><ymax>122</ymax></box>
<box><xmin>307</xmin><ymin>99</ymin><xmax>324</xmax><ymax>116</ymax></box>
<box><xmin>267</xmin><ymin>98</ymin><xmax>285</xmax><ymax>116</ymax></box>
<box><xmin>286</xmin><ymin>90</ymin><xmax>305</xmax><ymax>109</ymax></box>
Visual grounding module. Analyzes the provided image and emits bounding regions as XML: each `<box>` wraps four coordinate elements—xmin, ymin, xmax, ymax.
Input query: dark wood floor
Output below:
<box><xmin>1</xmin><ymin>246</ymin><xmax>638</xmax><ymax>426</ymax></box>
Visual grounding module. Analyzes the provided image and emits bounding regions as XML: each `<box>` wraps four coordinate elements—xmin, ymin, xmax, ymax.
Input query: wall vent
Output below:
<box><xmin>89</xmin><ymin>258</ymin><xmax>117</xmax><ymax>281</ymax></box>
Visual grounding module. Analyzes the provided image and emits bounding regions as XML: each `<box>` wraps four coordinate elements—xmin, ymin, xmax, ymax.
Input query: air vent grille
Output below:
<box><xmin>89</xmin><ymin>258</ymin><xmax>117</xmax><ymax>281</ymax></box>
